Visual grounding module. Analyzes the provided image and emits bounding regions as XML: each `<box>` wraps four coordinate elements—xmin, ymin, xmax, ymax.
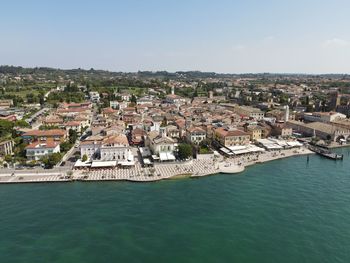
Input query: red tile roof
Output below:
<box><xmin>23</xmin><ymin>129</ymin><xmax>66</xmax><ymax>137</ymax></box>
<box><xmin>26</xmin><ymin>141</ymin><xmax>60</xmax><ymax>149</ymax></box>
<box><xmin>215</xmin><ymin>127</ymin><xmax>249</xmax><ymax>137</ymax></box>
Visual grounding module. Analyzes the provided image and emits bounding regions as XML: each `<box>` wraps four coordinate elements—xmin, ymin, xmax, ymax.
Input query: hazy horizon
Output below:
<box><xmin>1</xmin><ymin>0</ymin><xmax>350</xmax><ymax>74</ymax></box>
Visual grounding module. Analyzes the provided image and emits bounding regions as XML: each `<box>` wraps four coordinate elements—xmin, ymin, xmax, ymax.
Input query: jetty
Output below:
<box><xmin>308</xmin><ymin>145</ymin><xmax>343</xmax><ymax>160</ymax></box>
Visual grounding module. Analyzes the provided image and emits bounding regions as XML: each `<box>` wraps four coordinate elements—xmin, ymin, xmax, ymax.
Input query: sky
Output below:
<box><xmin>1</xmin><ymin>0</ymin><xmax>350</xmax><ymax>74</ymax></box>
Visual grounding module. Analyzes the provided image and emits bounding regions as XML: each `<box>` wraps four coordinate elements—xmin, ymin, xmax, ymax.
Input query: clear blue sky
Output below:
<box><xmin>1</xmin><ymin>0</ymin><xmax>350</xmax><ymax>73</ymax></box>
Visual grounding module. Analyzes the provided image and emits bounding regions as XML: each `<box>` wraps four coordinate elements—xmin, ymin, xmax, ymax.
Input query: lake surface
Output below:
<box><xmin>1</xmin><ymin>149</ymin><xmax>350</xmax><ymax>263</ymax></box>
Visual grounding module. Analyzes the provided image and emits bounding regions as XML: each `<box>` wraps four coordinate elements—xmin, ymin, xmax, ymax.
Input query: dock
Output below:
<box><xmin>308</xmin><ymin>145</ymin><xmax>343</xmax><ymax>160</ymax></box>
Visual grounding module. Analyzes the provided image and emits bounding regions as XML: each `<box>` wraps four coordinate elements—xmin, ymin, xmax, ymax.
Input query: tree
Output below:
<box><xmin>130</xmin><ymin>94</ymin><xmax>137</xmax><ymax>104</ymax></box>
<box><xmin>0</xmin><ymin>119</ymin><xmax>14</xmax><ymax>137</ymax></box>
<box><xmin>39</xmin><ymin>94</ymin><xmax>45</xmax><ymax>106</ymax></box>
<box><xmin>177</xmin><ymin>143</ymin><xmax>193</xmax><ymax>160</ymax></box>
<box><xmin>60</xmin><ymin>141</ymin><xmax>72</xmax><ymax>153</ymax></box>
<box><xmin>4</xmin><ymin>154</ymin><xmax>12</xmax><ymax>163</ymax></box>
<box><xmin>14</xmin><ymin>120</ymin><xmax>30</xmax><ymax>128</ymax></box>
<box><xmin>160</xmin><ymin>118</ymin><xmax>167</xmax><ymax>127</ymax></box>
<box><xmin>42</xmin><ymin>153</ymin><xmax>62</xmax><ymax>169</ymax></box>
<box><xmin>68</xmin><ymin>129</ymin><xmax>78</xmax><ymax>144</ymax></box>
<box><xmin>82</xmin><ymin>154</ymin><xmax>88</xmax><ymax>162</ymax></box>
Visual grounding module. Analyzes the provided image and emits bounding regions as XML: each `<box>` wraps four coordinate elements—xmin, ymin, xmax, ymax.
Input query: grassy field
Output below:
<box><xmin>3</xmin><ymin>84</ymin><xmax>53</xmax><ymax>98</ymax></box>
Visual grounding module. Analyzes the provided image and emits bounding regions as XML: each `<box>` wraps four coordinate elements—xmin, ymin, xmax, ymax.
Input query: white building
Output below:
<box><xmin>137</xmin><ymin>96</ymin><xmax>154</xmax><ymax>105</ymax></box>
<box><xmin>114</xmin><ymin>92</ymin><xmax>131</xmax><ymax>102</ymax></box>
<box><xmin>110</xmin><ymin>101</ymin><xmax>119</xmax><ymax>109</ymax></box>
<box><xmin>80</xmin><ymin>140</ymin><xmax>101</xmax><ymax>160</ymax></box>
<box><xmin>89</xmin><ymin>92</ymin><xmax>100</xmax><ymax>103</ymax></box>
<box><xmin>80</xmin><ymin>134</ymin><xmax>133</xmax><ymax>163</ymax></box>
<box><xmin>25</xmin><ymin>141</ymin><xmax>60</xmax><ymax>161</ymax></box>
<box><xmin>165</xmin><ymin>94</ymin><xmax>189</xmax><ymax>105</ymax></box>
<box><xmin>0</xmin><ymin>140</ymin><xmax>14</xmax><ymax>156</ymax></box>
<box><xmin>100</xmin><ymin>134</ymin><xmax>132</xmax><ymax>162</ymax></box>
<box><xmin>146</xmin><ymin>130</ymin><xmax>177</xmax><ymax>161</ymax></box>
<box><xmin>186</xmin><ymin>127</ymin><xmax>206</xmax><ymax>144</ymax></box>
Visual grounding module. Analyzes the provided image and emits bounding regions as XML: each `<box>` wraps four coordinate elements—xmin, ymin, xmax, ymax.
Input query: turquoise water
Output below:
<box><xmin>1</xmin><ymin>149</ymin><xmax>350</xmax><ymax>263</ymax></box>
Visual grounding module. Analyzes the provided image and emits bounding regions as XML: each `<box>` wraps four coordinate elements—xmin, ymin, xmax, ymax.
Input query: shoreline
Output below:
<box><xmin>0</xmin><ymin>147</ymin><xmax>315</xmax><ymax>184</ymax></box>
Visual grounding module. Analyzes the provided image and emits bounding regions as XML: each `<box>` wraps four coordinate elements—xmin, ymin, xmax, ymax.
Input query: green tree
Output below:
<box><xmin>60</xmin><ymin>141</ymin><xmax>73</xmax><ymax>153</ymax></box>
<box><xmin>4</xmin><ymin>154</ymin><xmax>12</xmax><ymax>163</ymax></box>
<box><xmin>82</xmin><ymin>154</ymin><xmax>88</xmax><ymax>162</ymax></box>
<box><xmin>39</xmin><ymin>94</ymin><xmax>45</xmax><ymax>106</ymax></box>
<box><xmin>130</xmin><ymin>94</ymin><xmax>137</xmax><ymax>104</ymax></box>
<box><xmin>14</xmin><ymin>120</ymin><xmax>30</xmax><ymax>128</ymax></box>
<box><xmin>177</xmin><ymin>143</ymin><xmax>193</xmax><ymax>160</ymax></box>
<box><xmin>0</xmin><ymin>119</ymin><xmax>14</xmax><ymax>137</ymax></box>
<box><xmin>42</xmin><ymin>153</ymin><xmax>62</xmax><ymax>168</ymax></box>
<box><xmin>68</xmin><ymin>129</ymin><xmax>78</xmax><ymax>144</ymax></box>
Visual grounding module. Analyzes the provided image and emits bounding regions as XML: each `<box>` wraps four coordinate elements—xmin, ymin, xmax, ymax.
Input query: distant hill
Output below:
<box><xmin>0</xmin><ymin>65</ymin><xmax>349</xmax><ymax>80</ymax></box>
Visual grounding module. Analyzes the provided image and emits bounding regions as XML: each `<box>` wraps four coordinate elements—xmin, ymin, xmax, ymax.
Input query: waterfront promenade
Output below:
<box><xmin>0</xmin><ymin>147</ymin><xmax>313</xmax><ymax>184</ymax></box>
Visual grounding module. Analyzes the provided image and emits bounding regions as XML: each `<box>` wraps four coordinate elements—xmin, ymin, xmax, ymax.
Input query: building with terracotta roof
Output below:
<box><xmin>130</xmin><ymin>128</ymin><xmax>146</xmax><ymax>145</ymax></box>
<box><xmin>0</xmin><ymin>114</ymin><xmax>17</xmax><ymax>122</ymax></box>
<box><xmin>22</xmin><ymin>129</ymin><xmax>67</xmax><ymax>143</ymax></box>
<box><xmin>65</xmin><ymin>121</ymin><xmax>81</xmax><ymax>133</ymax></box>
<box><xmin>214</xmin><ymin>127</ymin><xmax>250</xmax><ymax>147</ymax></box>
<box><xmin>102</xmin><ymin>107</ymin><xmax>118</xmax><ymax>118</ymax></box>
<box><xmin>43</xmin><ymin>117</ymin><xmax>64</xmax><ymax>127</ymax></box>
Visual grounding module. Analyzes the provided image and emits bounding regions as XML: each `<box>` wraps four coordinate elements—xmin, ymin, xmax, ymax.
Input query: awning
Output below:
<box><xmin>167</xmin><ymin>152</ymin><xmax>176</xmax><ymax>160</ymax></box>
<box><xmin>152</xmin><ymin>155</ymin><xmax>160</xmax><ymax>160</ymax></box>
<box><xmin>119</xmin><ymin>161</ymin><xmax>135</xmax><ymax>166</ymax></box>
<box><xmin>74</xmin><ymin>160</ymin><xmax>92</xmax><ymax>167</ymax></box>
<box><xmin>159</xmin><ymin>152</ymin><xmax>176</xmax><ymax>161</ymax></box>
<box><xmin>287</xmin><ymin>141</ymin><xmax>303</xmax><ymax>147</ymax></box>
<box><xmin>159</xmin><ymin>152</ymin><xmax>167</xmax><ymax>161</ymax></box>
<box><xmin>143</xmin><ymin>158</ymin><xmax>152</xmax><ymax>165</ymax></box>
<box><xmin>220</xmin><ymin>147</ymin><xmax>234</xmax><ymax>155</ymax></box>
<box><xmin>91</xmin><ymin>161</ymin><xmax>117</xmax><ymax>168</ymax></box>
